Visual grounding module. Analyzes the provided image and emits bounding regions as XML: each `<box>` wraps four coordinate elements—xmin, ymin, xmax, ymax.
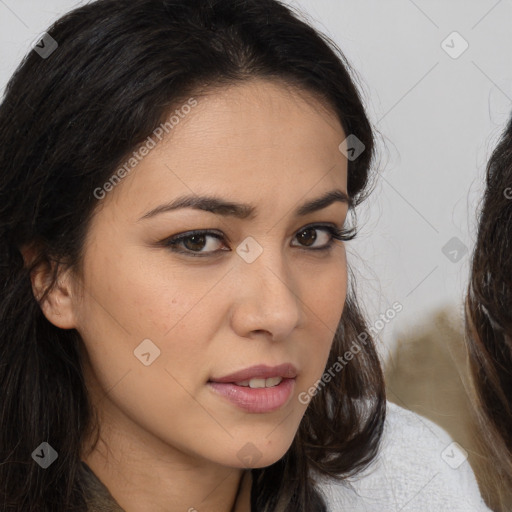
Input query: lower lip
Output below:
<box><xmin>207</xmin><ymin>378</ymin><xmax>295</xmax><ymax>413</ymax></box>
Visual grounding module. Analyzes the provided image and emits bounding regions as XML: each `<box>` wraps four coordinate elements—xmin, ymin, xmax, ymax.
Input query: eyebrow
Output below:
<box><xmin>138</xmin><ymin>189</ymin><xmax>351</xmax><ymax>222</ymax></box>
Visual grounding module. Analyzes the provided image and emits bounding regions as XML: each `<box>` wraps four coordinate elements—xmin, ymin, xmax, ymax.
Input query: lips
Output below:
<box><xmin>209</xmin><ymin>363</ymin><xmax>298</xmax><ymax>384</ymax></box>
<box><xmin>207</xmin><ymin>363</ymin><xmax>298</xmax><ymax>413</ymax></box>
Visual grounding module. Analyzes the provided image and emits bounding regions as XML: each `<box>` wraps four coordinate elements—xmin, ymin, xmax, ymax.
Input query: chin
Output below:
<box><xmin>216</xmin><ymin>431</ymin><xmax>297</xmax><ymax>470</ymax></box>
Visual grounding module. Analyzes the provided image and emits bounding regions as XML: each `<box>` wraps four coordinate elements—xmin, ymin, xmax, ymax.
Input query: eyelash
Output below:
<box><xmin>160</xmin><ymin>223</ymin><xmax>356</xmax><ymax>258</ymax></box>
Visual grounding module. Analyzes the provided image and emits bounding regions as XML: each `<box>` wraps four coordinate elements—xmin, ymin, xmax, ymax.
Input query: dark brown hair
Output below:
<box><xmin>0</xmin><ymin>1</ymin><xmax>385</xmax><ymax>510</ymax></box>
<box><xmin>466</xmin><ymin>115</ymin><xmax>512</xmax><ymax>511</ymax></box>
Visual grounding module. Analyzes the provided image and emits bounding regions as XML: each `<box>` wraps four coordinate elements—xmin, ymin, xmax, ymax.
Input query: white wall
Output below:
<box><xmin>284</xmin><ymin>0</ymin><xmax>512</xmax><ymax>360</ymax></box>
<box><xmin>1</xmin><ymin>0</ymin><xmax>510</xmax><ymax>360</ymax></box>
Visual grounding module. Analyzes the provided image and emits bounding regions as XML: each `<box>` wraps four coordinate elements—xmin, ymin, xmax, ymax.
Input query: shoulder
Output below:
<box><xmin>314</xmin><ymin>400</ymin><xmax>491</xmax><ymax>511</ymax></box>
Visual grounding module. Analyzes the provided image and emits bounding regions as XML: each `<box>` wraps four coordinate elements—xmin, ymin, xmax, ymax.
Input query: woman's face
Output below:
<box><xmin>68</xmin><ymin>79</ymin><xmax>350</xmax><ymax>469</ymax></box>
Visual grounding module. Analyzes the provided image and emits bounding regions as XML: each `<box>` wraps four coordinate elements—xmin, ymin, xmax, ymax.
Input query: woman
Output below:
<box><xmin>0</xmin><ymin>0</ymin><xmax>490</xmax><ymax>510</ymax></box>
<box><xmin>466</xmin><ymin>115</ymin><xmax>512</xmax><ymax>511</ymax></box>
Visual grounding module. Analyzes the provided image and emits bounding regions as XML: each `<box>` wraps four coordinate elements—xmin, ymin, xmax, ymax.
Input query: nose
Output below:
<box><xmin>229</xmin><ymin>244</ymin><xmax>302</xmax><ymax>342</ymax></box>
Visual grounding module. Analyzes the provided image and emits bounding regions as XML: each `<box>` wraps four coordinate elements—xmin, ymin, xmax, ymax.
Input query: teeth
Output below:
<box><xmin>235</xmin><ymin>377</ymin><xmax>283</xmax><ymax>388</ymax></box>
<box><xmin>249</xmin><ymin>378</ymin><xmax>266</xmax><ymax>388</ymax></box>
<box><xmin>264</xmin><ymin>377</ymin><xmax>283</xmax><ymax>387</ymax></box>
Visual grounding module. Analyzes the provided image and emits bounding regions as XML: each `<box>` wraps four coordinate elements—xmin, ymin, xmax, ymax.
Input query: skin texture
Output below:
<box><xmin>28</xmin><ymin>79</ymin><xmax>350</xmax><ymax>512</ymax></box>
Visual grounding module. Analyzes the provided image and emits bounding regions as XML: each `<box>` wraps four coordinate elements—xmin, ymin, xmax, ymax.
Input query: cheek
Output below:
<box><xmin>306</xmin><ymin>249</ymin><xmax>348</xmax><ymax>331</ymax></box>
<box><xmin>124</xmin><ymin>267</ymin><xmax>226</xmax><ymax>366</ymax></box>
<box><xmin>76</xmin><ymin>256</ymin><xmax>230</xmax><ymax>404</ymax></box>
<box><xmin>299</xmin><ymin>253</ymin><xmax>348</xmax><ymax>384</ymax></box>
<box><xmin>78</xmin><ymin>239</ymin><xmax>212</xmax><ymax>339</ymax></box>
<box><xmin>75</xmin><ymin>262</ymin><xmax>227</xmax><ymax>452</ymax></box>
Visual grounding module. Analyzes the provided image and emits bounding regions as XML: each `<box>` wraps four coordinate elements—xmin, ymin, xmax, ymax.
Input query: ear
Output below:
<box><xmin>20</xmin><ymin>243</ymin><xmax>78</xmax><ymax>330</ymax></box>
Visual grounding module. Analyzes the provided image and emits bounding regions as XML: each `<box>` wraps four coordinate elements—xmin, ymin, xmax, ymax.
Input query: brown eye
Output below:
<box><xmin>292</xmin><ymin>226</ymin><xmax>337</xmax><ymax>249</ymax></box>
<box><xmin>162</xmin><ymin>224</ymin><xmax>347</xmax><ymax>258</ymax></box>
<box><xmin>163</xmin><ymin>231</ymin><xmax>226</xmax><ymax>256</ymax></box>
<box><xmin>182</xmin><ymin>234</ymin><xmax>208</xmax><ymax>252</ymax></box>
<box><xmin>296</xmin><ymin>227</ymin><xmax>317</xmax><ymax>247</ymax></box>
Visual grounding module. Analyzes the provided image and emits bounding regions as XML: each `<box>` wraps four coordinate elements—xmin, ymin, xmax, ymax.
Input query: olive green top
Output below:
<box><xmin>79</xmin><ymin>460</ymin><xmax>125</xmax><ymax>512</ymax></box>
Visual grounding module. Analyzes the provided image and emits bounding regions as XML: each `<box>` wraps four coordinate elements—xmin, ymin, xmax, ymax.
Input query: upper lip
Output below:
<box><xmin>209</xmin><ymin>363</ymin><xmax>298</xmax><ymax>383</ymax></box>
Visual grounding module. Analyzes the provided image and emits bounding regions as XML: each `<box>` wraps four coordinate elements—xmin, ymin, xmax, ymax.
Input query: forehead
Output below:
<box><xmin>99</xmin><ymin>79</ymin><xmax>348</xmax><ymax>219</ymax></box>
